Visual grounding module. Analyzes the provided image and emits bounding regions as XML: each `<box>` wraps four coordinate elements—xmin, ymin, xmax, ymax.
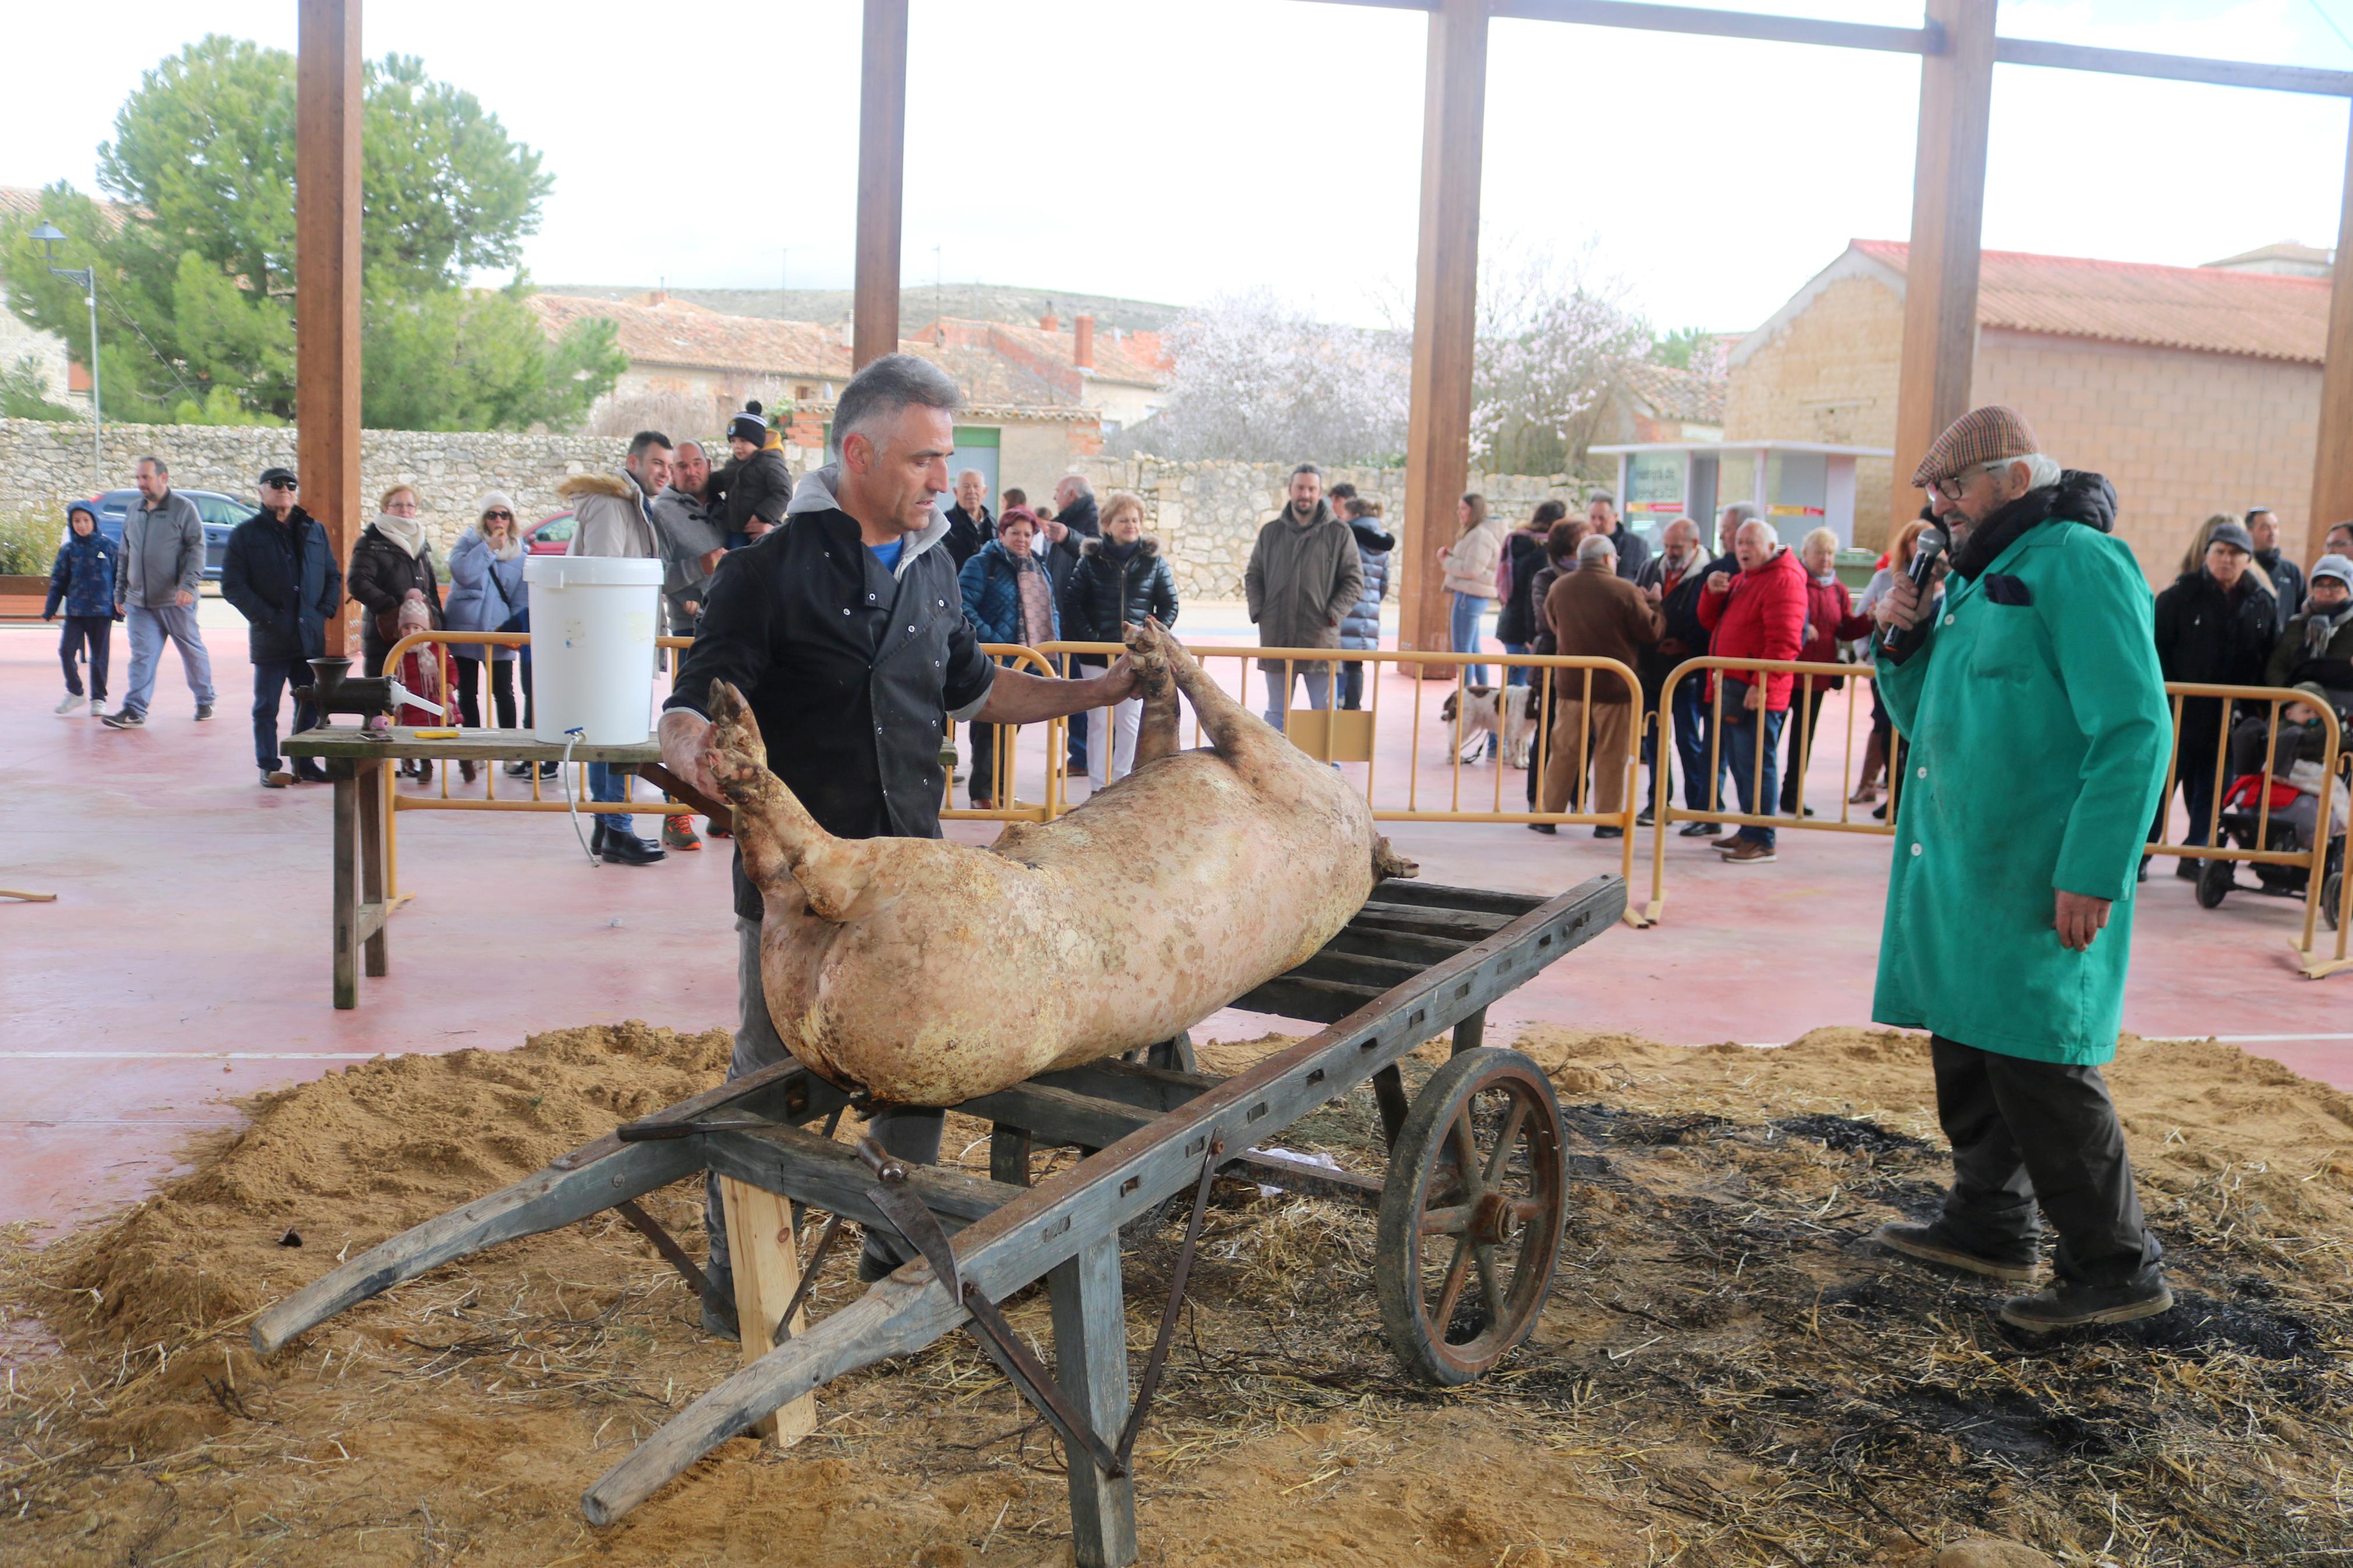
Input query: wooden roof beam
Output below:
<box><xmin>1312</xmin><ymin>0</ymin><xmax>2353</xmax><ymax>97</ymax></box>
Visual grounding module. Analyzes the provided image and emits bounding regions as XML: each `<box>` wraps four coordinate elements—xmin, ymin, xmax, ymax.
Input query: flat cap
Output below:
<box><xmin>1911</xmin><ymin>404</ymin><xmax>2039</xmax><ymax>489</ymax></box>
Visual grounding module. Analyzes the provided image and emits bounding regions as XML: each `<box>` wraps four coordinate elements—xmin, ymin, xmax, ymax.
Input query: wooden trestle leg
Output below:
<box><xmin>1048</xmin><ymin>1232</ymin><xmax>1138</xmax><ymax>1568</ymax></box>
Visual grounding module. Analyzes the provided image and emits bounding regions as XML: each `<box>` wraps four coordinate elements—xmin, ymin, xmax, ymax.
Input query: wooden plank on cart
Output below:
<box><xmin>718</xmin><ymin>1175</ymin><xmax>817</xmax><ymax>1445</ymax></box>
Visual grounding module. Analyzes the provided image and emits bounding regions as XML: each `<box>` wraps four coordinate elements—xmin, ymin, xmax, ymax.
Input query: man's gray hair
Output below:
<box><xmin>830</xmin><ymin>353</ymin><xmax>963</xmax><ymax>459</ymax></box>
<box><xmin>1720</xmin><ymin>500</ymin><xmax>1759</xmax><ymax>527</ymax></box>
<box><xmin>2015</xmin><ymin>452</ymin><xmax>2062</xmax><ymax>489</ymax></box>
<box><xmin>674</xmin><ymin>439</ymin><xmax>705</xmax><ymax>460</ymax></box>
<box><xmin>137</xmin><ymin>454</ymin><xmax>168</xmax><ymax>475</ymax></box>
<box><xmin>1576</xmin><ymin>535</ymin><xmax>1617</xmax><ymax>568</ymax></box>
<box><xmin>1291</xmin><ymin>463</ymin><xmax>1323</xmax><ymax>480</ymax></box>
<box><xmin>1059</xmin><ymin>473</ymin><xmax>1093</xmax><ymax>499</ymax></box>
<box><xmin>956</xmin><ymin>467</ymin><xmax>986</xmax><ymax>485</ymax></box>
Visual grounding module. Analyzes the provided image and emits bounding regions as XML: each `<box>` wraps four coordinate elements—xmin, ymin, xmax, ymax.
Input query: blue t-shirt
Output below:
<box><xmin>868</xmin><ymin>537</ymin><xmax>904</xmax><ymax>574</ymax></box>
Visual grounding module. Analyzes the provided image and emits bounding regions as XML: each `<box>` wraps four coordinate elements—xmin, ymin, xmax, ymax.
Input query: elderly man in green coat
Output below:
<box><xmin>1866</xmin><ymin>405</ymin><xmax>2174</xmax><ymax>1334</ymax></box>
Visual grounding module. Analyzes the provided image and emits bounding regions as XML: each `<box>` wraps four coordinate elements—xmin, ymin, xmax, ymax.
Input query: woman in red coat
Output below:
<box><xmin>1783</xmin><ymin>527</ymin><xmax>1876</xmax><ymax>815</ymax></box>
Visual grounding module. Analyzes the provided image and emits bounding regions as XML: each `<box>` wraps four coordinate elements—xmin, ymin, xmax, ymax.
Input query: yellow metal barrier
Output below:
<box><xmin>2147</xmin><ymin>682</ymin><xmax>2345</xmax><ymax>978</ymax></box>
<box><xmin>1644</xmin><ymin>656</ymin><xmax>2352</xmax><ymax>976</ymax></box>
<box><xmin>1032</xmin><ymin>641</ymin><xmax>1650</xmax><ymax>923</ymax></box>
<box><xmin>942</xmin><ymin>645</ymin><xmax>1062</xmax><ymax>824</ymax></box>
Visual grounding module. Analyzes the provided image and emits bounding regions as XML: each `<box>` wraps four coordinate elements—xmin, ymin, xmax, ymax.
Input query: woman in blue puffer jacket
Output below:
<box><xmin>441</xmin><ymin>491</ymin><xmax>530</xmax><ymax>778</ymax></box>
<box><xmin>957</xmin><ymin>507</ymin><xmax>1059</xmax><ymax>809</ymax></box>
<box><xmin>1337</xmin><ymin>496</ymin><xmax>1395</xmax><ymax>710</ymax></box>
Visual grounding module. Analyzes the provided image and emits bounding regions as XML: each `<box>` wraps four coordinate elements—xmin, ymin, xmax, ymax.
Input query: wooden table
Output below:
<box><xmin>282</xmin><ymin>727</ymin><xmax>723</xmax><ymax>1009</ymax></box>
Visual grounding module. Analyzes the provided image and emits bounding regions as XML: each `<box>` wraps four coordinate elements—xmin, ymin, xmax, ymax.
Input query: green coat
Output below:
<box><xmin>1871</xmin><ymin>518</ymin><xmax>2170</xmax><ymax>1065</ymax></box>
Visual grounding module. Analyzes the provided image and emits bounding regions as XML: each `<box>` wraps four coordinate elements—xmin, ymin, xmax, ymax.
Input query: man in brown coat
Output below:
<box><xmin>1538</xmin><ymin>534</ymin><xmax>1663</xmax><ymax>834</ymax></box>
<box><xmin>1244</xmin><ymin>463</ymin><xmax>1365</xmax><ymax>727</ymax></box>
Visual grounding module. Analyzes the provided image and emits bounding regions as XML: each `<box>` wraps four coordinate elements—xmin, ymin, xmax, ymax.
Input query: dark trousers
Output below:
<box><xmin>251</xmin><ymin>657</ymin><xmax>321</xmax><ymax>771</ymax></box>
<box><xmin>1670</xmin><ymin>677</ymin><xmax>1721</xmax><ymax>810</ymax></box>
<box><xmin>1338</xmin><ymin>659</ymin><xmax>1367</xmax><ymax>711</ymax></box>
<box><xmin>1637</xmin><ymin>687</ymin><xmax>1669</xmax><ymax>810</ymax></box>
<box><xmin>452</xmin><ymin>655</ymin><xmax>517</xmax><ymax>729</ymax></box>
<box><xmin>1720</xmin><ymin>691</ymin><xmax>1784</xmax><ymax>847</ymax></box>
<box><xmin>2152</xmin><ymin>703</ymin><xmax>2224</xmax><ymax>852</ymax></box>
<box><xmin>1779</xmin><ymin>684</ymin><xmax>1830</xmax><ymax>815</ymax></box>
<box><xmin>1930</xmin><ymin>1035</ymin><xmax>2162</xmax><ymax>1289</ymax></box>
<box><xmin>968</xmin><ymin>720</ymin><xmax>1002</xmax><ymax>803</ymax></box>
<box><xmin>59</xmin><ymin>615</ymin><xmax>112</xmax><ymax>701</ymax></box>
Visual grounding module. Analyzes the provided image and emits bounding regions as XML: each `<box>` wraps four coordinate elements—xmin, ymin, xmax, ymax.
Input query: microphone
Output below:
<box><xmin>1879</xmin><ymin>527</ymin><xmax>1947</xmax><ymax>662</ymax></box>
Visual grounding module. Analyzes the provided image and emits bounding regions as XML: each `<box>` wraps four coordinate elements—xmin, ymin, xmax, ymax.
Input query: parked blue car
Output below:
<box><xmin>78</xmin><ymin>488</ymin><xmax>256</xmax><ymax>581</ymax></box>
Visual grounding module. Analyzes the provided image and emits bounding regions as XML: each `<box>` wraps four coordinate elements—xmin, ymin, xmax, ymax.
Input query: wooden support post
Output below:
<box><xmin>2307</xmin><ymin>102</ymin><xmax>2353</xmax><ymax>564</ymax></box>
<box><xmin>853</xmin><ymin>0</ymin><xmax>908</xmax><ymax>371</ymax></box>
<box><xmin>1887</xmin><ymin>0</ymin><xmax>1996</xmax><ymax>537</ymax></box>
<box><xmin>717</xmin><ymin>1175</ymin><xmax>818</xmax><ymax>1445</ymax></box>
<box><xmin>1047</xmin><ymin>1233</ymin><xmax>1137</xmax><ymax>1568</ymax></box>
<box><xmin>358</xmin><ymin>758</ymin><xmax>388</xmax><ymax>977</ymax></box>
<box><xmin>1400</xmin><ymin>0</ymin><xmax>1489</xmax><ymax>678</ymax></box>
<box><xmin>296</xmin><ymin>0</ymin><xmax>364</xmax><ymax>659</ymax></box>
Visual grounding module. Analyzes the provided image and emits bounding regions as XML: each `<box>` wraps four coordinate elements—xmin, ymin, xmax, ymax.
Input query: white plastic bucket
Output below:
<box><xmin>524</xmin><ymin>555</ymin><xmax>664</xmax><ymax>744</ymax></box>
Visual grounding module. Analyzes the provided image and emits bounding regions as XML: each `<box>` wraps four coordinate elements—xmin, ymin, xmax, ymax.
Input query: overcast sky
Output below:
<box><xmin>2</xmin><ymin>0</ymin><xmax>2348</xmax><ymax>335</ymax></box>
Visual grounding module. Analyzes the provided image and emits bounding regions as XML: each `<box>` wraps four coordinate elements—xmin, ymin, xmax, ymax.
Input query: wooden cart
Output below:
<box><xmin>253</xmin><ymin>874</ymin><xmax>1624</xmax><ymax>1567</ymax></box>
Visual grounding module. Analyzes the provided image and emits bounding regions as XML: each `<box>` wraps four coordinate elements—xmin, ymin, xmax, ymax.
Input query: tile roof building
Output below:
<box><xmin>528</xmin><ymin>293</ymin><xmax>1171</xmax><ymax>501</ymax></box>
<box><xmin>1726</xmin><ymin>239</ymin><xmax>2333</xmax><ymax>581</ymax></box>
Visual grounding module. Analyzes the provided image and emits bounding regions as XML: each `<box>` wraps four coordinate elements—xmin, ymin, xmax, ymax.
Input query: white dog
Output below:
<box><xmin>1439</xmin><ymin>682</ymin><xmax>1539</xmax><ymax>769</ymax></box>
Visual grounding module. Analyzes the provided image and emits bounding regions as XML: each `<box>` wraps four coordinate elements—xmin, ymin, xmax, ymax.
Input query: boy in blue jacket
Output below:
<box><xmin>42</xmin><ymin>502</ymin><xmax>120</xmax><ymax>716</ymax></box>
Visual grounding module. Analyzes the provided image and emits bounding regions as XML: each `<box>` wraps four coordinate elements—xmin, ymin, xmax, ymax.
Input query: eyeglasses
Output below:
<box><xmin>1930</xmin><ymin>460</ymin><xmax>2009</xmax><ymax>502</ymax></box>
<box><xmin>484</xmin><ymin>510</ymin><xmax>513</xmax><ymax>521</ymax></box>
<box><xmin>266</xmin><ymin>479</ymin><xmax>298</xmax><ymax>490</ymax></box>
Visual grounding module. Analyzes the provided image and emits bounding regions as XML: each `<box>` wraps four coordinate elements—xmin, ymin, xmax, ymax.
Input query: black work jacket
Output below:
<box><xmin>222</xmin><ymin>506</ymin><xmax>342</xmax><ymax>663</ymax></box>
<box><xmin>1063</xmin><ymin>535</ymin><xmax>1180</xmax><ymax>643</ymax></box>
<box><xmin>943</xmin><ymin>504</ymin><xmax>993</xmax><ymax>569</ymax></box>
<box><xmin>667</xmin><ymin>507</ymin><xmax>996</xmax><ymax>919</ymax></box>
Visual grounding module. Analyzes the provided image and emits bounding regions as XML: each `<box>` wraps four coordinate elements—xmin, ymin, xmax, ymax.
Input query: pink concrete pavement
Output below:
<box><xmin>5</xmin><ymin>606</ymin><xmax>2345</xmax><ymax>1236</ymax></box>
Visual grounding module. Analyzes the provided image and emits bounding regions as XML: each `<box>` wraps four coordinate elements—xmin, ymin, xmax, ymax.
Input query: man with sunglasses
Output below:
<box><xmin>1865</xmin><ymin>405</ymin><xmax>2174</xmax><ymax>1333</ymax></box>
<box><xmin>221</xmin><ymin>467</ymin><xmax>342</xmax><ymax>788</ymax></box>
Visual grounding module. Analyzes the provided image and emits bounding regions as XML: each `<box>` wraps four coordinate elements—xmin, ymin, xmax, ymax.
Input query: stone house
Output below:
<box><xmin>1724</xmin><ymin>239</ymin><xmax>2331</xmax><ymax>579</ymax></box>
<box><xmin>528</xmin><ymin>292</ymin><xmax>1140</xmax><ymax>503</ymax></box>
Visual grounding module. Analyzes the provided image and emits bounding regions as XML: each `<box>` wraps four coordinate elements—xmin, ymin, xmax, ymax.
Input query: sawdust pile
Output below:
<box><xmin>1</xmin><ymin>1022</ymin><xmax>2348</xmax><ymax>1567</ymax></box>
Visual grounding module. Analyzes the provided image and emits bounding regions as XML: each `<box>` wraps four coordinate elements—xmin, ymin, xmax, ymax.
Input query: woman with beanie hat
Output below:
<box><xmin>442</xmin><ymin>491</ymin><xmax>528</xmax><ymax>776</ymax></box>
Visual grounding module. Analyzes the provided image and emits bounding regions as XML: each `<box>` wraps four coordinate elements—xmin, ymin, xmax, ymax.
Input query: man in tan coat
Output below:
<box><xmin>1244</xmin><ymin>463</ymin><xmax>1364</xmax><ymax>727</ymax></box>
<box><xmin>1538</xmin><ymin>534</ymin><xmax>1663</xmax><ymax>834</ymax></box>
<box><xmin>563</xmin><ymin>429</ymin><xmax>675</xmax><ymax>863</ymax></box>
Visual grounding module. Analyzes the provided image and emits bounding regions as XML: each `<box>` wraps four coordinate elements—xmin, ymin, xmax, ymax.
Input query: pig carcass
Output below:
<box><xmin>700</xmin><ymin>617</ymin><xmax>1416</xmax><ymax>1106</ymax></box>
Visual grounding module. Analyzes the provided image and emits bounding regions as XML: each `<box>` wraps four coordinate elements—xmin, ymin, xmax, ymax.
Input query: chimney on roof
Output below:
<box><xmin>1039</xmin><ymin>301</ymin><xmax>1059</xmax><ymax>333</ymax></box>
<box><xmin>1073</xmin><ymin>314</ymin><xmax>1095</xmax><ymax>369</ymax></box>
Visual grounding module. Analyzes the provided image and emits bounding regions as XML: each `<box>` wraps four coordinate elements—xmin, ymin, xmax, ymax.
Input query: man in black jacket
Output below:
<box><xmin>1637</xmin><ymin>516</ymin><xmax>1713</xmax><ymax>828</ymax></box>
<box><xmin>943</xmin><ymin>468</ymin><xmax>993</xmax><ymax>568</ymax></box>
<box><xmin>2247</xmin><ymin>507</ymin><xmax>2305</xmax><ymax>636</ymax></box>
<box><xmin>660</xmin><ymin>355</ymin><xmax>1134</xmax><ymax>1329</ymax></box>
<box><xmin>220</xmin><ymin>467</ymin><xmax>341</xmax><ymax>788</ymax></box>
<box><xmin>1045</xmin><ymin>474</ymin><xmax>1103</xmax><ymax>773</ymax></box>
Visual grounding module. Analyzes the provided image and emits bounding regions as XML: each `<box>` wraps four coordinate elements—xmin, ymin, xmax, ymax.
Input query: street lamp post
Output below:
<box><xmin>29</xmin><ymin>222</ymin><xmax>102</xmax><ymax>492</ymax></box>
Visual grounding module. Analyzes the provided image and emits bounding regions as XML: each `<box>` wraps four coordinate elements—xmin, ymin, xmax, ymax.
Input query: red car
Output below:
<box><xmin>523</xmin><ymin>511</ymin><xmax>574</xmax><ymax>554</ymax></box>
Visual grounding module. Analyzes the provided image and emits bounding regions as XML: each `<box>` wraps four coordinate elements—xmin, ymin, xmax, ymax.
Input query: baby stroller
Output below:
<box><xmin>2198</xmin><ymin>696</ymin><xmax>2348</xmax><ymax>928</ymax></box>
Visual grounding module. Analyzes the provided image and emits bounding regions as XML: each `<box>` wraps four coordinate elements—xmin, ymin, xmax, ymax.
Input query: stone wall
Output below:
<box><xmin>0</xmin><ymin>418</ymin><xmax>1589</xmax><ymax>601</ymax></box>
<box><xmin>1073</xmin><ymin>457</ymin><xmax>1587</xmax><ymax>602</ymax></box>
<box><xmin>0</xmin><ymin>418</ymin><xmax>626</xmax><ymax>553</ymax></box>
<box><xmin>1722</xmin><ymin>272</ymin><xmax>1904</xmax><ymax>552</ymax></box>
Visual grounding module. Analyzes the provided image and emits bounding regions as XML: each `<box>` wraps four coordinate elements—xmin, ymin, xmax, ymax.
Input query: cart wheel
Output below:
<box><xmin>1122</xmin><ymin>1032</ymin><xmax>1198</xmax><ymax>1073</ymax></box>
<box><xmin>2196</xmin><ymin>856</ymin><xmax>2234</xmax><ymax>910</ymax></box>
<box><xmin>1374</xmin><ymin>1048</ymin><xmax>1567</xmax><ymax>1386</ymax></box>
<box><xmin>2326</xmin><ymin>870</ymin><xmax>2342</xmax><ymax>933</ymax></box>
<box><xmin>1148</xmin><ymin>1031</ymin><xmax>1198</xmax><ymax>1073</ymax></box>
